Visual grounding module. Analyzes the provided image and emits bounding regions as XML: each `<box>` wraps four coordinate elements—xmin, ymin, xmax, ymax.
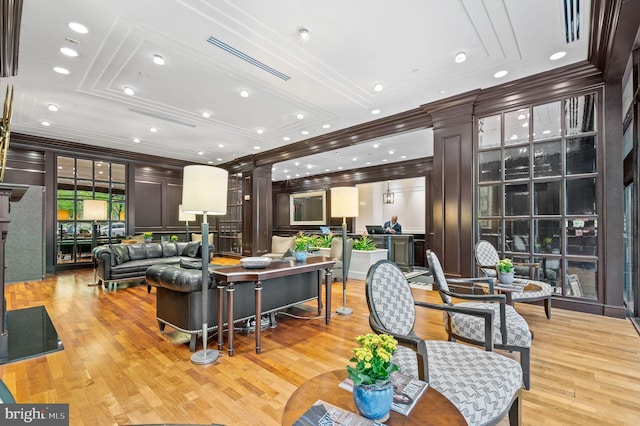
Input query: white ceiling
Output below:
<box><xmin>8</xmin><ymin>0</ymin><xmax>591</xmax><ymax>178</ymax></box>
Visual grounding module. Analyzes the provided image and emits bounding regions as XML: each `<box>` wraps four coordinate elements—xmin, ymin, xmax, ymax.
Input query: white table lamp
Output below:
<box><xmin>182</xmin><ymin>165</ymin><xmax>228</xmax><ymax>365</ymax></box>
<box><xmin>84</xmin><ymin>199</ymin><xmax>107</xmax><ymax>286</ymax></box>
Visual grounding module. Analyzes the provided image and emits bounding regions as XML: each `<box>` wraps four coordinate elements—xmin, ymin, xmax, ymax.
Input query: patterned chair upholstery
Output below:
<box><xmin>427</xmin><ymin>250</ymin><xmax>533</xmax><ymax>390</ymax></box>
<box><xmin>475</xmin><ymin>240</ymin><xmax>553</xmax><ymax>319</ymax></box>
<box><xmin>365</xmin><ymin>259</ymin><xmax>523</xmax><ymax>425</ymax></box>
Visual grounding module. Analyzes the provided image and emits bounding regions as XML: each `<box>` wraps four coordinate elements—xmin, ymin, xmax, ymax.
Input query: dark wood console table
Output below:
<box><xmin>211</xmin><ymin>256</ymin><xmax>335</xmax><ymax>356</ymax></box>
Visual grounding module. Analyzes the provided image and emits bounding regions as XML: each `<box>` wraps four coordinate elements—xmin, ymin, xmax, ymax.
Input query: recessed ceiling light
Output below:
<box><xmin>60</xmin><ymin>47</ymin><xmax>78</xmax><ymax>57</ymax></box>
<box><xmin>325</xmin><ymin>168</ymin><xmax>330</xmax><ymax>172</ymax></box>
<box><xmin>454</xmin><ymin>52</ymin><xmax>467</xmax><ymax>63</ymax></box>
<box><xmin>218</xmin><ymin>143</ymin><xmax>224</xmax><ymax>148</ymax></box>
<box><xmin>322</xmin><ymin>124</ymin><xmax>330</xmax><ymax>129</ymax></box>
<box><xmin>299</xmin><ymin>28</ymin><xmax>310</xmax><ymax>41</ymax></box>
<box><xmin>124</xmin><ymin>87</ymin><xmax>134</xmax><ymax>96</ymax></box>
<box><xmin>373</xmin><ymin>143</ymin><xmax>379</xmax><ymax>148</ymax></box>
<box><xmin>306</xmin><ymin>165</ymin><xmax>312</xmax><ymax>169</ymax></box>
<box><xmin>283</xmin><ymin>169</ymin><xmax>289</xmax><ymax>173</ymax></box>
<box><xmin>388</xmin><ymin>150</ymin><xmax>395</xmax><ymax>154</ymax></box>
<box><xmin>202</xmin><ymin>111</ymin><xmax>210</xmax><ymax>118</ymax></box>
<box><xmin>401</xmin><ymin>155</ymin><xmax>407</xmax><ymax>159</ymax></box>
<box><xmin>374</xmin><ymin>83</ymin><xmax>384</xmax><ymax>92</ymax></box>
<box><xmin>510</xmin><ymin>134</ymin><xmax>518</xmax><ymax>140</ymax></box>
<box><xmin>41</xmin><ymin>121</ymin><xmax>50</xmax><ymax>126</ymax></box>
<box><xmin>352</xmin><ymin>158</ymin><xmax>357</xmax><ymax>162</ymax></box>
<box><xmin>517</xmin><ymin>114</ymin><xmax>526</xmax><ymax>120</ymax></box>
<box><xmin>522</xmin><ymin>122</ymin><xmax>529</xmax><ymax>128</ymax></box>
<box><xmin>216</xmin><ymin>158</ymin><xmax>223</xmax><ymax>161</ymax></box>
<box><xmin>371</xmin><ymin>109</ymin><xmax>381</xmax><ymax>115</ymax></box>
<box><xmin>366</xmin><ymin>162</ymin><xmax>371</xmax><ymax>165</ymax></box>
<box><xmin>382</xmin><ymin>159</ymin><xmax>388</xmax><ymax>162</ymax></box>
<box><xmin>440</xmin><ymin>89</ymin><xmax>446</xmax><ymax>94</ymax></box>
<box><xmin>283</xmin><ymin>136</ymin><xmax>290</xmax><ymax>141</ymax></box>
<box><xmin>294</xmin><ymin>162</ymin><xmax>300</xmax><ymax>166</ymax></box>
<box><xmin>295</xmin><ymin>173</ymin><xmax>300</xmax><ymax>177</ymax></box>
<box><xmin>550</xmin><ymin>51</ymin><xmax>566</xmax><ymax>61</ymax></box>
<box><xmin>150</xmin><ymin>127</ymin><xmax>158</xmax><ymax>133</ymax></box>
<box><xmin>208</xmin><ymin>160</ymin><xmax>214</xmax><ymax>164</ymax></box>
<box><xmin>254</xmin><ymin>146</ymin><xmax>261</xmax><ymax>150</ymax></box>
<box><xmin>48</xmin><ymin>104</ymin><xmax>59</xmax><ymax>112</ymax></box>
<box><xmin>68</xmin><ymin>22</ymin><xmax>88</xmax><ymax>34</ymax></box>
<box><xmin>153</xmin><ymin>54</ymin><xmax>165</xmax><ymax>65</ymax></box>
<box><xmin>286</xmin><ymin>175</ymin><xmax>291</xmax><ymax>179</ymax></box>
<box><xmin>338</xmin><ymin>167</ymin><xmax>343</xmax><ymax>170</ymax></box>
<box><xmin>256</xmin><ymin>128</ymin><xmax>264</xmax><ymax>134</ymax></box>
<box><xmin>543</xmin><ymin>130</ymin><xmax>551</xmax><ymax>135</ymax></box>
<box><xmin>301</xmin><ymin>130</ymin><xmax>309</xmax><ymax>135</ymax></box>
<box><xmin>133</xmin><ymin>138</ymin><xmax>140</xmax><ymax>143</ymax></box>
<box><xmin>53</xmin><ymin>67</ymin><xmax>70</xmax><ymax>75</ymax></box>
<box><xmin>197</xmin><ymin>151</ymin><xmax>204</xmax><ymax>155</ymax></box>
<box><xmin>239</xmin><ymin>89</ymin><xmax>249</xmax><ymax>98</ymax></box>
<box><xmin>296</xmin><ymin>113</ymin><xmax>304</xmax><ymax>119</ymax></box>
<box><xmin>494</xmin><ymin>70</ymin><xmax>508</xmax><ymax>78</ymax></box>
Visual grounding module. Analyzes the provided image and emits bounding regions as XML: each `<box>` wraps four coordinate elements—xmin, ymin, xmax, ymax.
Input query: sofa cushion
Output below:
<box><xmin>184</xmin><ymin>241</ymin><xmax>201</xmax><ymax>257</ymax></box>
<box><xmin>126</xmin><ymin>244</ymin><xmax>147</xmax><ymax>260</ymax></box>
<box><xmin>175</xmin><ymin>242</ymin><xmax>188</xmax><ymax>256</ymax></box>
<box><xmin>162</xmin><ymin>242</ymin><xmax>178</xmax><ymax>257</ymax></box>
<box><xmin>146</xmin><ymin>243</ymin><xmax>163</xmax><ymax>258</ymax></box>
<box><xmin>109</xmin><ymin>244</ymin><xmax>130</xmax><ymax>265</ymax></box>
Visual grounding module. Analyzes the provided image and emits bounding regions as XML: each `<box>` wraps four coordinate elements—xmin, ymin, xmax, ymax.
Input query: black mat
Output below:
<box><xmin>1</xmin><ymin>305</ymin><xmax>63</xmax><ymax>364</ymax></box>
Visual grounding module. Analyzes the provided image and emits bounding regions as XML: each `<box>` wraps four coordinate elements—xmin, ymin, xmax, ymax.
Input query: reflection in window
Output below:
<box><xmin>566</xmin><ymin>178</ymin><xmax>596</xmax><ymax>215</ymax></box>
<box><xmin>478</xmin><ymin>115</ymin><xmax>501</xmax><ymax>149</ymax></box>
<box><xmin>504</xmin><ymin>109</ymin><xmax>530</xmax><ymax>145</ymax></box>
<box><xmin>504</xmin><ymin>146</ymin><xmax>529</xmax><ymax>180</ymax></box>
<box><xmin>534</xmin><ymin>181</ymin><xmax>560</xmax><ymax>215</ymax></box>
<box><xmin>565</xmin><ymin>94</ymin><xmax>596</xmax><ymax>136</ymax></box>
<box><xmin>533</xmin><ymin>101</ymin><xmax>561</xmax><ymax>140</ymax></box>
<box><xmin>566</xmin><ymin>136</ymin><xmax>596</xmax><ymax>175</ymax></box>
<box><xmin>478</xmin><ymin>186</ymin><xmax>501</xmax><ymax>216</ymax></box>
<box><xmin>533</xmin><ymin>141</ymin><xmax>562</xmax><ymax>177</ymax></box>
<box><xmin>478</xmin><ymin>150</ymin><xmax>501</xmax><ymax>182</ymax></box>
<box><xmin>505</xmin><ymin>184</ymin><xmax>529</xmax><ymax>216</ymax></box>
<box><xmin>478</xmin><ymin>220</ymin><xmax>501</xmax><ymax>249</ymax></box>
<box><xmin>566</xmin><ymin>260</ymin><xmax>597</xmax><ymax>299</ymax></box>
<box><xmin>505</xmin><ymin>220</ymin><xmax>530</xmax><ymax>252</ymax></box>
<box><xmin>534</xmin><ymin>220</ymin><xmax>561</xmax><ymax>254</ymax></box>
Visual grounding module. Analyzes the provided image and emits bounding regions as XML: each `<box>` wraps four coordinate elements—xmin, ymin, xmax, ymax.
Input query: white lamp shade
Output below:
<box><xmin>83</xmin><ymin>199</ymin><xmax>107</xmax><ymax>220</ymax></box>
<box><xmin>182</xmin><ymin>165</ymin><xmax>228</xmax><ymax>215</ymax></box>
<box><xmin>331</xmin><ymin>187</ymin><xmax>359</xmax><ymax>218</ymax></box>
<box><xmin>178</xmin><ymin>204</ymin><xmax>196</xmax><ymax>221</ymax></box>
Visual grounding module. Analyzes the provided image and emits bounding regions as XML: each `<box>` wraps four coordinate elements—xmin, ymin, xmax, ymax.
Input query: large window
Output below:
<box><xmin>56</xmin><ymin>156</ymin><xmax>126</xmax><ymax>265</ymax></box>
<box><xmin>477</xmin><ymin>93</ymin><xmax>599</xmax><ymax>299</ymax></box>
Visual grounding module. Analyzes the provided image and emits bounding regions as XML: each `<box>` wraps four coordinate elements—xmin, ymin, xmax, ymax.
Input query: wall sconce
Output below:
<box><xmin>383</xmin><ymin>182</ymin><xmax>394</xmax><ymax>204</ymax></box>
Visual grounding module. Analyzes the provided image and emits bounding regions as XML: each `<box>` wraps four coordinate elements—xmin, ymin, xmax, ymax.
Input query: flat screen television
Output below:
<box><xmin>366</xmin><ymin>225</ymin><xmax>385</xmax><ymax>234</ymax></box>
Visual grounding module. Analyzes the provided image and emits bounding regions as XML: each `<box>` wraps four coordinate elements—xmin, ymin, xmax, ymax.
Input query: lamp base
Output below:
<box><xmin>191</xmin><ymin>348</ymin><xmax>220</xmax><ymax>364</ymax></box>
<box><xmin>336</xmin><ymin>307</ymin><xmax>353</xmax><ymax>316</ymax></box>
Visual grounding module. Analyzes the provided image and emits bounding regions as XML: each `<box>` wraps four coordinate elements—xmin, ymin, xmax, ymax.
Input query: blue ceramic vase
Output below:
<box><xmin>353</xmin><ymin>381</ymin><xmax>393</xmax><ymax>421</ymax></box>
<box><xmin>294</xmin><ymin>250</ymin><xmax>307</xmax><ymax>262</ymax></box>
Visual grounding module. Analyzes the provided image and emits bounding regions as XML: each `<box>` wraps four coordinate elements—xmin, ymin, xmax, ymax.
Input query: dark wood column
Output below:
<box><xmin>424</xmin><ymin>92</ymin><xmax>478</xmax><ymax>277</ymax></box>
<box><xmin>243</xmin><ymin>165</ymin><xmax>273</xmax><ymax>256</ymax></box>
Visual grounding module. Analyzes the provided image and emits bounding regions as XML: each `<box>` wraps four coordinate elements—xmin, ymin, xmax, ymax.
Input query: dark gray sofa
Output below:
<box><xmin>145</xmin><ymin>262</ymin><xmax>321</xmax><ymax>352</ymax></box>
<box><xmin>92</xmin><ymin>241</ymin><xmax>211</xmax><ymax>288</ymax></box>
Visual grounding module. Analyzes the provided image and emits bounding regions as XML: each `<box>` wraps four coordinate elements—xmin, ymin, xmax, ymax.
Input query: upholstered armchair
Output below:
<box><xmin>328</xmin><ymin>237</ymin><xmax>353</xmax><ymax>281</ymax></box>
<box><xmin>365</xmin><ymin>259</ymin><xmax>523</xmax><ymax>425</ymax></box>
<box><xmin>427</xmin><ymin>250</ymin><xmax>533</xmax><ymax>390</ymax></box>
<box><xmin>263</xmin><ymin>235</ymin><xmax>295</xmax><ymax>259</ymax></box>
<box><xmin>474</xmin><ymin>240</ymin><xmax>553</xmax><ymax>319</ymax></box>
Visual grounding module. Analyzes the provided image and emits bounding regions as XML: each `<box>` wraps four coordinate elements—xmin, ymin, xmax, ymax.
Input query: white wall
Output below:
<box><xmin>355</xmin><ymin>177</ymin><xmax>425</xmax><ymax>234</ymax></box>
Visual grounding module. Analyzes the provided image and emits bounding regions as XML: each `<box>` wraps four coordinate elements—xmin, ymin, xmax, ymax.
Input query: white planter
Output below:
<box><xmin>315</xmin><ymin>247</ymin><xmax>388</xmax><ymax>280</ymax></box>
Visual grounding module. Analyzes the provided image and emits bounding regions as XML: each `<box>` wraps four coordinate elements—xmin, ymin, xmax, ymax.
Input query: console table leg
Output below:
<box><xmin>255</xmin><ymin>280</ymin><xmax>263</xmax><ymax>354</ymax></box>
<box><xmin>325</xmin><ymin>269</ymin><xmax>332</xmax><ymax>324</ymax></box>
<box><xmin>217</xmin><ymin>283</ymin><xmax>225</xmax><ymax>351</ymax></box>
<box><xmin>227</xmin><ymin>285</ymin><xmax>235</xmax><ymax>357</ymax></box>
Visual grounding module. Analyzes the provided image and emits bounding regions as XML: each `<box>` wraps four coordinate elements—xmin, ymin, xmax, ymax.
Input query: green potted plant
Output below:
<box><xmin>294</xmin><ymin>232</ymin><xmax>310</xmax><ymax>262</ymax></box>
<box><xmin>346</xmin><ymin>333</ymin><xmax>399</xmax><ymax>420</ymax></box>
<box><xmin>170</xmin><ymin>235</ymin><xmax>178</xmax><ymax>242</ymax></box>
<box><xmin>353</xmin><ymin>233</ymin><xmax>377</xmax><ymax>251</ymax></box>
<box><xmin>143</xmin><ymin>231</ymin><xmax>153</xmax><ymax>243</ymax></box>
<box><xmin>496</xmin><ymin>258</ymin><xmax>515</xmax><ymax>284</ymax></box>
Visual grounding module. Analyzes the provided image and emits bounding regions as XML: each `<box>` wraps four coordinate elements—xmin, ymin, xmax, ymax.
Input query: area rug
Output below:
<box><xmin>161</xmin><ymin>330</ymin><xmax>193</xmax><ymax>345</ymax></box>
<box><xmin>1</xmin><ymin>305</ymin><xmax>64</xmax><ymax>364</ymax></box>
<box><xmin>405</xmin><ymin>269</ymin><xmax>433</xmax><ymax>291</ymax></box>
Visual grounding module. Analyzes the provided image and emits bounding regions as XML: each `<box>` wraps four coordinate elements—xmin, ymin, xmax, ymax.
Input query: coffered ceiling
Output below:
<box><xmin>7</xmin><ymin>0</ymin><xmax>591</xmax><ymax>176</ymax></box>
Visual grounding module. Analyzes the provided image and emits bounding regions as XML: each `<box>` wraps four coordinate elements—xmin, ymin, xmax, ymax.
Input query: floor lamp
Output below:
<box><xmin>179</xmin><ymin>204</ymin><xmax>195</xmax><ymax>242</ymax></box>
<box><xmin>84</xmin><ymin>199</ymin><xmax>107</xmax><ymax>286</ymax></box>
<box><xmin>330</xmin><ymin>187</ymin><xmax>359</xmax><ymax>316</ymax></box>
<box><xmin>182</xmin><ymin>165</ymin><xmax>228</xmax><ymax>365</ymax></box>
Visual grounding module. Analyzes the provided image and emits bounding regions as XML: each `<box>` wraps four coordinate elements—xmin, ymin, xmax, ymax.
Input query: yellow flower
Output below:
<box><xmin>346</xmin><ymin>333</ymin><xmax>400</xmax><ymax>386</ymax></box>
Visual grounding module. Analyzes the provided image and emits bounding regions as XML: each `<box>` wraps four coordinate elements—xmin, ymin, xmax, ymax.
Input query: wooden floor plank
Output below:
<box><xmin>1</xmin><ymin>270</ymin><xmax>639</xmax><ymax>425</ymax></box>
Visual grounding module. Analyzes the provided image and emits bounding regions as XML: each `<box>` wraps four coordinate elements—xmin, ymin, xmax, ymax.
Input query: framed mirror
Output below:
<box><xmin>290</xmin><ymin>190</ymin><xmax>326</xmax><ymax>225</ymax></box>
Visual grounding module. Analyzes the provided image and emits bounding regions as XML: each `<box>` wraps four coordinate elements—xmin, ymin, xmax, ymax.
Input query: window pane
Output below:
<box><xmin>566</xmin><ymin>260</ymin><xmax>597</xmax><ymax>299</ymax></box>
<box><xmin>504</xmin><ymin>146</ymin><xmax>529</xmax><ymax>180</ymax></box>
<box><xmin>533</xmin><ymin>141</ymin><xmax>561</xmax><ymax>177</ymax></box>
<box><xmin>479</xmin><ymin>186</ymin><xmax>501</xmax><ymax>216</ymax></box>
<box><xmin>533</xmin><ymin>101</ymin><xmax>561</xmax><ymax>140</ymax></box>
<box><xmin>534</xmin><ymin>219</ymin><xmax>561</xmax><ymax>254</ymax></box>
<box><xmin>535</xmin><ymin>256</ymin><xmax>562</xmax><ymax>293</ymax></box>
<box><xmin>478</xmin><ymin>220</ymin><xmax>501</xmax><ymax>249</ymax></box>
<box><xmin>623</xmin><ymin>121</ymin><xmax>633</xmax><ymax>158</ymax></box>
<box><xmin>505</xmin><ymin>184</ymin><xmax>529</xmax><ymax>216</ymax></box>
<box><xmin>566</xmin><ymin>136</ymin><xmax>596</xmax><ymax>175</ymax></box>
<box><xmin>505</xmin><ymin>220</ymin><xmax>529</xmax><ymax>252</ymax></box>
<box><xmin>478</xmin><ymin>150</ymin><xmax>501</xmax><ymax>182</ymax></box>
<box><xmin>478</xmin><ymin>115</ymin><xmax>501</xmax><ymax>149</ymax></box>
<box><xmin>566</xmin><ymin>218</ymin><xmax>597</xmax><ymax>256</ymax></box>
<box><xmin>94</xmin><ymin>162</ymin><xmax>109</xmax><ymax>181</ymax></box>
<box><xmin>504</xmin><ymin>109</ymin><xmax>529</xmax><ymax>145</ymax></box>
<box><xmin>76</xmin><ymin>159</ymin><xmax>93</xmax><ymax>180</ymax></box>
<box><xmin>566</xmin><ymin>178</ymin><xmax>596</xmax><ymax>215</ymax></box>
<box><xmin>112</xmin><ymin>163</ymin><xmax>126</xmax><ymax>183</ymax></box>
<box><xmin>565</xmin><ymin>94</ymin><xmax>596</xmax><ymax>136</ymax></box>
<box><xmin>57</xmin><ymin>156</ymin><xmax>75</xmax><ymax>178</ymax></box>
<box><xmin>534</xmin><ymin>181</ymin><xmax>561</xmax><ymax>215</ymax></box>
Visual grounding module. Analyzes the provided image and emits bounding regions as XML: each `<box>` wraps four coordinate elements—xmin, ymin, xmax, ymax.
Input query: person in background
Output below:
<box><xmin>383</xmin><ymin>215</ymin><xmax>402</xmax><ymax>234</ymax></box>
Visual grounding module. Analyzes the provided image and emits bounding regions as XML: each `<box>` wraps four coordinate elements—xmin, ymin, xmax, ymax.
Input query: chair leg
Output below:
<box><xmin>521</xmin><ymin>348</ymin><xmax>530</xmax><ymax>390</ymax></box>
<box><xmin>509</xmin><ymin>390</ymin><xmax>522</xmax><ymax>425</ymax></box>
<box><xmin>544</xmin><ymin>297</ymin><xmax>551</xmax><ymax>319</ymax></box>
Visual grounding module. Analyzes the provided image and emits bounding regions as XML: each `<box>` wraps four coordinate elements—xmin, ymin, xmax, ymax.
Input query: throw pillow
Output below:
<box><xmin>184</xmin><ymin>241</ymin><xmax>201</xmax><ymax>257</ymax></box>
<box><xmin>109</xmin><ymin>244</ymin><xmax>130</xmax><ymax>265</ymax></box>
<box><xmin>175</xmin><ymin>242</ymin><xmax>188</xmax><ymax>256</ymax></box>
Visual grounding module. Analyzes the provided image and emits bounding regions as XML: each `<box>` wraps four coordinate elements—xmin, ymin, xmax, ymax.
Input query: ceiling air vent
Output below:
<box><xmin>206</xmin><ymin>36</ymin><xmax>291</xmax><ymax>81</ymax></box>
<box><xmin>562</xmin><ymin>0</ymin><xmax>580</xmax><ymax>43</ymax></box>
<box><xmin>0</xmin><ymin>0</ymin><xmax>24</xmax><ymax>77</ymax></box>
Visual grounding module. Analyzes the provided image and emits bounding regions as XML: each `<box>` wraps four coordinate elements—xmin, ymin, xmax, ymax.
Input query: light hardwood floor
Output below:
<box><xmin>1</xmin><ymin>269</ymin><xmax>640</xmax><ymax>425</ymax></box>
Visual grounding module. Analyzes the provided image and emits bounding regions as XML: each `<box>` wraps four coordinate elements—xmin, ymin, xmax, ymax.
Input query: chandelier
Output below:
<box><xmin>382</xmin><ymin>182</ymin><xmax>394</xmax><ymax>204</ymax></box>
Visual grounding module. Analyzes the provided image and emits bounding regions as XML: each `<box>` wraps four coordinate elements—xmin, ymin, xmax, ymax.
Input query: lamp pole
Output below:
<box><xmin>330</xmin><ymin>187</ymin><xmax>359</xmax><ymax>316</ymax></box>
<box><xmin>336</xmin><ymin>216</ymin><xmax>352</xmax><ymax>315</ymax></box>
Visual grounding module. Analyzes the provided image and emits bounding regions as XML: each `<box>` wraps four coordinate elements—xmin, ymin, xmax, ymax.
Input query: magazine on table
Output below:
<box><xmin>338</xmin><ymin>372</ymin><xmax>429</xmax><ymax>416</ymax></box>
<box><xmin>293</xmin><ymin>399</ymin><xmax>384</xmax><ymax>426</ymax></box>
